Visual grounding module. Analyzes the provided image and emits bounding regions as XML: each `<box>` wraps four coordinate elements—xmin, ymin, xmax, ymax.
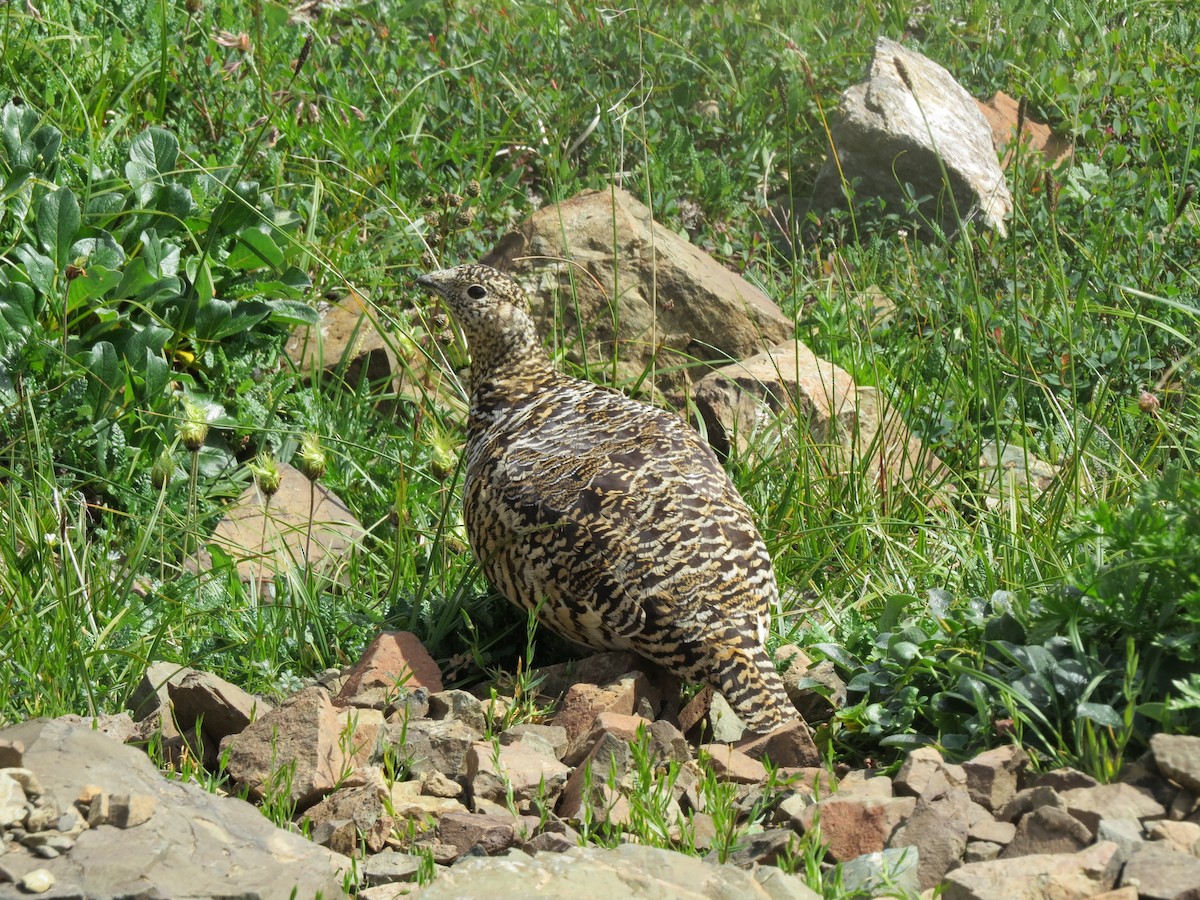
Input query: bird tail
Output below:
<box><xmin>712</xmin><ymin>641</ymin><xmax>798</xmax><ymax>734</ymax></box>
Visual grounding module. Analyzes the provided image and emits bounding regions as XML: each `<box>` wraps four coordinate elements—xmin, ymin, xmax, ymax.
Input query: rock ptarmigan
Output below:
<box><xmin>416</xmin><ymin>263</ymin><xmax>795</xmax><ymax>732</ymax></box>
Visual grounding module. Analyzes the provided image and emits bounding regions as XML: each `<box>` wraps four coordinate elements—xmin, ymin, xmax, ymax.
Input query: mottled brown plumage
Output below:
<box><xmin>415</xmin><ymin>263</ymin><xmax>795</xmax><ymax>732</ymax></box>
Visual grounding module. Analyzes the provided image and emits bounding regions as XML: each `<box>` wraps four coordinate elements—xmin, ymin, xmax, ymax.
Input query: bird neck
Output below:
<box><xmin>464</xmin><ymin>320</ymin><xmax>558</xmax><ymax>406</ymax></box>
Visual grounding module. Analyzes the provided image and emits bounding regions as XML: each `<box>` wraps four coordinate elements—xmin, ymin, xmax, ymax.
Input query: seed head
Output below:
<box><xmin>180</xmin><ymin>396</ymin><xmax>210</xmax><ymax>452</ymax></box>
<box><xmin>1138</xmin><ymin>390</ymin><xmax>1160</xmax><ymax>415</ymax></box>
<box><xmin>455</xmin><ymin>208</ymin><xmax>474</xmax><ymax>227</ymax></box>
<box><xmin>442</xmin><ymin>192</ymin><xmax>464</xmax><ymax>208</ymax></box>
<box><xmin>248</xmin><ymin>452</ymin><xmax>282</xmax><ymax>498</ymax></box>
<box><xmin>466</xmin><ymin>179</ymin><xmax>482</xmax><ymax>197</ymax></box>
<box><xmin>151</xmin><ymin>449</ymin><xmax>176</xmax><ymax>490</ymax></box>
<box><xmin>295</xmin><ymin>432</ymin><xmax>327</xmax><ymax>482</ymax></box>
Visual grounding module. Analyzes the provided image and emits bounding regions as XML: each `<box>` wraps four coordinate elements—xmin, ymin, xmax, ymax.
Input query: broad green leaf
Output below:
<box><xmin>1076</xmin><ymin>702</ymin><xmax>1123</xmax><ymax>728</ymax></box>
<box><xmin>226</xmin><ymin>228</ymin><xmax>284</xmax><ymax>270</ymax></box>
<box><xmin>13</xmin><ymin>244</ymin><xmax>55</xmax><ymax>297</ymax></box>
<box><xmin>66</xmin><ymin>266</ymin><xmax>123</xmax><ymax>312</ymax></box>
<box><xmin>70</xmin><ymin>233</ymin><xmax>126</xmax><ymax>270</ymax></box>
<box><xmin>142</xmin><ymin>348</ymin><xmax>170</xmax><ymax>399</ymax></box>
<box><xmin>194</xmin><ymin>298</ymin><xmax>271</xmax><ymax>343</ymax></box>
<box><xmin>83</xmin><ymin>340</ymin><xmax>121</xmax><ymax>420</ymax></box>
<box><xmin>129</xmin><ymin>126</ymin><xmax>179</xmax><ymax>174</ymax></box>
<box><xmin>36</xmin><ymin>186</ymin><xmax>80</xmax><ymax>272</ymax></box>
<box><xmin>140</xmin><ymin>229</ymin><xmax>181</xmax><ymax>277</ymax></box>
<box><xmin>0</xmin><ymin>280</ymin><xmax>36</xmax><ymax>350</ymax></box>
<box><xmin>152</xmin><ymin>182</ymin><xmax>196</xmax><ymax>228</ymax></box>
<box><xmin>127</xmin><ymin>127</ymin><xmax>179</xmax><ymax>205</ymax></box>
<box><xmin>266</xmin><ymin>298</ymin><xmax>319</xmax><ymax>326</ymax></box>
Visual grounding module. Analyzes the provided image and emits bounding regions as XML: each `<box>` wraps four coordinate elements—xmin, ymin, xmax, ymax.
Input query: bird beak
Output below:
<box><xmin>415</xmin><ymin>269</ymin><xmax>454</xmax><ymax>295</ymax></box>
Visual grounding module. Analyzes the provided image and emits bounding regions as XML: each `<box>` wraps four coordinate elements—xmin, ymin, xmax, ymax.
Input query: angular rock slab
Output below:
<box><xmin>0</xmin><ymin>719</ymin><xmax>346</xmax><ymax>899</ymax></box>
<box><xmin>408</xmin><ymin>843</ymin><xmax>819</xmax><ymax>899</ymax></box>
<box><xmin>809</xmin><ymin>37</ymin><xmax>1013</xmax><ymax>237</ymax></box>
<box><xmin>482</xmin><ymin>186</ymin><xmax>793</xmax><ymax>396</ymax></box>
<box><xmin>691</xmin><ymin>340</ymin><xmax>951</xmax><ymax>495</ymax></box>
<box><xmin>191</xmin><ymin>462</ymin><xmax>366</xmax><ymax>588</ymax></box>
<box><xmin>941</xmin><ymin>840</ymin><xmax>1121</xmax><ymax>900</ymax></box>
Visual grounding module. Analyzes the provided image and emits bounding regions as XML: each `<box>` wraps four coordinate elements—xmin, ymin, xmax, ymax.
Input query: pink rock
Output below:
<box><xmin>336</xmin><ymin>632</ymin><xmax>443</xmax><ymax>710</ymax></box>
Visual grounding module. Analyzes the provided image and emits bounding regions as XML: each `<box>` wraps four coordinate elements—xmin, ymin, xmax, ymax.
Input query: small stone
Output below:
<box><xmin>0</xmin><ymin>773</ymin><xmax>27</xmax><ymax>828</ymax></box>
<box><xmin>19</xmin><ymin>868</ymin><xmax>55</xmax><ymax>893</ymax></box>
<box><xmin>0</xmin><ymin>768</ymin><xmax>43</xmax><ymax>798</ymax></box>
<box><xmin>708</xmin><ymin>828</ymin><xmax>797</xmax><ymax>868</ymax></box>
<box><xmin>24</xmin><ymin>799</ymin><xmax>59</xmax><ymax>833</ymax></box>
<box><xmin>392</xmin><ymin>718</ymin><xmax>481</xmax><ymax>779</ymax></box>
<box><xmin>797</xmin><ymin>794</ymin><xmax>915</xmax><ymax>862</ymax></box>
<box><xmin>1032</xmin><ymin>767</ymin><xmax>1099</xmax><ymax>792</ymax></box>
<box><xmin>1147</xmin><ymin>819</ymin><xmax>1200</xmax><ymax>856</ymax></box>
<box><xmin>1097</xmin><ymin>817</ymin><xmax>1146</xmax><ymax>856</ymax></box>
<box><xmin>32</xmin><ymin>845</ymin><xmax>59</xmax><ymax>859</ymax></box>
<box><xmin>429</xmin><ymin>690</ymin><xmax>487</xmax><ymax>734</ymax></box>
<box><xmin>735</xmin><ymin>719</ymin><xmax>820</xmax><ymax>769</ymax></box>
<box><xmin>108</xmin><ymin>792</ymin><xmax>157</xmax><ymax>829</ymax></box>
<box><xmin>466</xmin><ymin>741</ymin><xmax>571</xmax><ymax>809</ymax></box>
<box><xmin>963</xmin><ymin>745</ymin><xmax>1028</xmax><ymax>812</ymax></box>
<box><xmin>363</xmin><ymin>849</ymin><xmax>423</xmax><ymax>885</ymax></box>
<box><xmin>550</xmin><ymin>672</ymin><xmax>661</xmax><ymax>746</ymax></box>
<box><xmin>1153</xmin><ymin>734</ymin><xmax>1200</xmax><ymax>795</ymax></box>
<box><xmin>523</xmin><ymin>830</ymin><xmax>576</xmax><ymax>854</ymax></box>
<box><xmin>54</xmin><ymin>812</ymin><xmax>77</xmax><ymax>833</ymax></box>
<box><xmin>1001</xmin><ymin>805</ymin><xmax>1092</xmax><ymax>858</ymax></box>
<box><xmin>1061</xmin><ymin>782</ymin><xmax>1166</xmax><ymax>836</ymax></box>
<box><xmin>997</xmin><ymin>785</ymin><xmax>1064</xmax><ymax>823</ymax></box>
<box><xmin>422</xmin><ymin>771</ymin><xmax>463</xmax><ymax>799</ymax></box>
<box><xmin>707</xmin><ymin>693</ymin><xmax>747</xmax><ymax>742</ymax></box>
<box><xmin>840</xmin><ymin>847</ymin><xmax>921</xmax><ymax>896</ymax></box>
<box><xmin>837</xmin><ymin>769</ymin><xmax>894</xmax><ymax>800</ymax></box>
<box><xmin>564</xmin><ymin>712</ymin><xmax>650</xmax><ymax>767</ymax></box>
<box><xmin>336</xmin><ymin>631</ymin><xmax>443</xmax><ymax>711</ymax></box>
<box><xmin>499</xmin><ymin>724</ymin><xmax>568</xmax><ymax>761</ymax></box>
<box><xmin>437</xmin><ymin>810</ymin><xmax>520</xmax><ymax>857</ymax></box>
<box><xmin>699</xmin><ymin>744</ymin><xmax>768</xmax><ymax>784</ymax></box>
<box><xmin>86</xmin><ymin>791</ymin><xmax>110</xmax><ymax>827</ymax></box>
<box><xmin>963</xmin><ymin>840</ymin><xmax>1002</xmax><ymax>863</ymax></box>
<box><xmin>942</xmin><ymin>840</ymin><xmax>1121</xmax><ymax>900</ymax></box>
<box><xmin>968</xmin><ymin>818</ymin><xmax>1015</xmax><ymax>845</ymax></box>
<box><xmin>1121</xmin><ymin>840</ymin><xmax>1200</xmax><ymax>899</ymax></box>
<box><xmin>0</xmin><ymin>740</ymin><xmax>24</xmax><ymax>769</ymax></box>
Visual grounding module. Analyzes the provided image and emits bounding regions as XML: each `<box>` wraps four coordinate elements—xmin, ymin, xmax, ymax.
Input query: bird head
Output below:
<box><xmin>415</xmin><ymin>264</ymin><xmax>540</xmax><ymax>373</ymax></box>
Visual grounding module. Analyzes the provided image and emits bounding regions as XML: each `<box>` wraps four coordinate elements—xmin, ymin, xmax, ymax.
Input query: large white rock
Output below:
<box><xmin>809</xmin><ymin>37</ymin><xmax>1013</xmax><ymax>237</ymax></box>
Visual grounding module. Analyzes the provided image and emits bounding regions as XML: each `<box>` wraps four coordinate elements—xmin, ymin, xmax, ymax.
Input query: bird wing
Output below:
<box><xmin>475</xmin><ymin>387</ymin><xmax>771</xmax><ymax>647</ymax></box>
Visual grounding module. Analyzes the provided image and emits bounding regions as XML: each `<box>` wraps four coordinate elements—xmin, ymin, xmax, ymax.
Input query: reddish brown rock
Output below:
<box><xmin>977</xmin><ymin>90</ymin><xmax>1073</xmax><ymax>170</ymax></box>
<box><xmin>551</xmin><ymin>672</ymin><xmax>660</xmax><ymax>746</ymax></box>
<box><xmin>699</xmin><ymin>744</ymin><xmax>768</xmax><ymax>785</ymax></box>
<box><xmin>798</xmin><ymin>794</ymin><xmax>916</xmax><ymax>862</ymax></box>
<box><xmin>336</xmin><ymin>631</ymin><xmax>443</xmax><ymax>711</ymax></box>
<box><xmin>303</xmin><ymin>784</ymin><xmax>393</xmax><ymax>853</ymax></box>
<box><xmin>220</xmin><ymin>686</ymin><xmax>349</xmax><ymax>809</ymax></box>
<box><xmin>736</xmin><ymin>719</ymin><xmax>820</xmax><ymax>769</ymax></box>
<box><xmin>564</xmin><ymin>712</ymin><xmax>650</xmax><ymax>767</ymax></box>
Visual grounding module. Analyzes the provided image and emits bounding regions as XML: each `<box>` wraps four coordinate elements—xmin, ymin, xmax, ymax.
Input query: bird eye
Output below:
<box><xmin>466</xmin><ymin>284</ymin><xmax>487</xmax><ymax>300</ymax></box>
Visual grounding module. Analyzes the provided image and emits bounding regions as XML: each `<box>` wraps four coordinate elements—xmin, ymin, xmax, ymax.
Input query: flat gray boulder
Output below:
<box><xmin>0</xmin><ymin>719</ymin><xmax>348</xmax><ymax>899</ymax></box>
<box><xmin>409</xmin><ymin>843</ymin><xmax>818</xmax><ymax>899</ymax></box>
<box><xmin>809</xmin><ymin>37</ymin><xmax>1012</xmax><ymax>237</ymax></box>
